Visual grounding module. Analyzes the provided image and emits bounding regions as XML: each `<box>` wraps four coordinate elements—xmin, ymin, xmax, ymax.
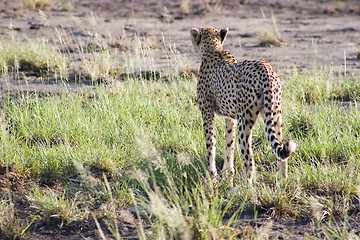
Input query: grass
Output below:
<box><xmin>22</xmin><ymin>0</ymin><xmax>53</xmax><ymax>10</ymax></box>
<box><xmin>256</xmin><ymin>27</ymin><xmax>285</xmax><ymax>47</ymax></box>
<box><xmin>0</xmin><ymin>197</ymin><xmax>29</xmax><ymax>239</ymax></box>
<box><xmin>2</xmin><ymin>79</ymin><xmax>202</xmax><ymax>178</ymax></box>
<box><xmin>0</xmin><ymin>18</ymin><xmax>360</xmax><ymax>239</ymax></box>
<box><xmin>0</xmin><ymin>26</ymin><xmax>67</xmax><ymax>78</ymax></box>
<box><xmin>257</xmin><ymin>10</ymin><xmax>285</xmax><ymax>47</ymax></box>
<box><xmin>26</xmin><ymin>185</ymin><xmax>91</xmax><ymax>225</ymax></box>
<box><xmin>1</xmin><ymin>71</ymin><xmax>360</xmax><ymax>238</ymax></box>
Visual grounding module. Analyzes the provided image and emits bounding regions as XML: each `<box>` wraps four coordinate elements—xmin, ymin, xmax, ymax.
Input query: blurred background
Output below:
<box><xmin>1</xmin><ymin>0</ymin><xmax>360</xmax><ymax>83</ymax></box>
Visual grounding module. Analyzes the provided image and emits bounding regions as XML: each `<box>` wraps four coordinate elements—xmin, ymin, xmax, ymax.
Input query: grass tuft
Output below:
<box><xmin>26</xmin><ymin>187</ymin><xmax>88</xmax><ymax>226</ymax></box>
<box><xmin>285</xmin><ymin>67</ymin><xmax>360</xmax><ymax>104</ymax></box>
<box><xmin>257</xmin><ymin>27</ymin><xmax>285</xmax><ymax>47</ymax></box>
<box><xmin>0</xmin><ymin>198</ymin><xmax>29</xmax><ymax>240</ymax></box>
<box><xmin>22</xmin><ymin>0</ymin><xmax>53</xmax><ymax>10</ymax></box>
<box><xmin>0</xmin><ymin>30</ymin><xmax>67</xmax><ymax>77</ymax></box>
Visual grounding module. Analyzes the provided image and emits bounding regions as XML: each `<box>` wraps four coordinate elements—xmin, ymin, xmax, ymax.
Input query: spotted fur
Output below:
<box><xmin>190</xmin><ymin>26</ymin><xmax>296</xmax><ymax>185</ymax></box>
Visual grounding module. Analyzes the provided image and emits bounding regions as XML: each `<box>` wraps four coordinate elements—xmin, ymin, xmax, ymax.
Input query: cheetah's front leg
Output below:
<box><xmin>223</xmin><ymin>117</ymin><xmax>236</xmax><ymax>187</ymax></box>
<box><xmin>202</xmin><ymin>110</ymin><xmax>217</xmax><ymax>185</ymax></box>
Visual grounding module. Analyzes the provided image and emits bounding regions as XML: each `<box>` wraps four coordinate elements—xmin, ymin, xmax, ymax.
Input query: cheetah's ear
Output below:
<box><xmin>190</xmin><ymin>28</ymin><xmax>201</xmax><ymax>45</ymax></box>
<box><xmin>219</xmin><ymin>28</ymin><xmax>228</xmax><ymax>44</ymax></box>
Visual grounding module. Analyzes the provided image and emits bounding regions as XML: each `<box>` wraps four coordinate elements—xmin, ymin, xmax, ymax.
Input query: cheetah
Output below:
<box><xmin>190</xmin><ymin>26</ymin><xmax>296</xmax><ymax>186</ymax></box>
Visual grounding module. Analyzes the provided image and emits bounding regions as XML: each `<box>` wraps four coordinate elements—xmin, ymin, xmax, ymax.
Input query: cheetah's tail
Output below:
<box><xmin>260</xmin><ymin>60</ymin><xmax>296</xmax><ymax>160</ymax></box>
<box><xmin>278</xmin><ymin>140</ymin><xmax>296</xmax><ymax>159</ymax></box>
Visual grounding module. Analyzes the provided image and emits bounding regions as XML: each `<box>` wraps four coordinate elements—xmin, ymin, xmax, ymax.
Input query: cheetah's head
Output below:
<box><xmin>190</xmin><ymin>26</ymin><xmax>228</xmax><ymax>57</ymax></box>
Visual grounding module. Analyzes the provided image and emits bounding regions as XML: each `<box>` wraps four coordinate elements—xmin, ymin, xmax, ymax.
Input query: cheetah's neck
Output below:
<box><xmin>201</xmin><ymin>49</ymin><xmax>237</xmax><ymax>66</ymax></box>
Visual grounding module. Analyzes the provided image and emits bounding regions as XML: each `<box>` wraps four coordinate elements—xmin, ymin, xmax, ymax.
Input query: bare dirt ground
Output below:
<box><xmin>1</xmin><ymin>0</ymin><xmax>360</xmax><ymax>94</ymax></box>
<box><xmin>1</xmin><ymin>0</ymin><xmax>360</xmax><ymax>239</ymax></box>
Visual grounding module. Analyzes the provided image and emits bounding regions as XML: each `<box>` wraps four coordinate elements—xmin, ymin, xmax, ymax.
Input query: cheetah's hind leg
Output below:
<box><xmin>237</xmin><ymin>110</ymin><xmax>259</xmax><ymax>184</ymax></box>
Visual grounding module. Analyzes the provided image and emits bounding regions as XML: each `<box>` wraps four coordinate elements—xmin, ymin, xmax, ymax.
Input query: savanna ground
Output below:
<box><xmin>1</xmin><ymin>0</ymin><xmax>360</xmax><ymax>239</ymax></box>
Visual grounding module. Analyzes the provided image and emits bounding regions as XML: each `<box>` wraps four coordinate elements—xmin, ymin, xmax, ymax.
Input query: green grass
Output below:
<box><xmin>1</xmin><ymin>71</ymin><xmax>360</xmax><ymax>238</ymax></box>
<box><xmin>0</xmin><ymin>26</ymin><xmax>360</xmax><ymax>239</ymax></box>
<box><xmin>1</xmin><ymin>78</ymin><xmax>202</xmax><ymax>178</ymax></box>
<box><xmin>0</xmin><ymin>197</ymin><xmax>29</xmax><ymax>239</ymax></box>
<box><xmin>0</xmin><ymin>29</ymin><xmax>67</xmax><ymax>77</ymax></box>
<box><xmin>286</xmin><ymin>66</ymin><xmax>360</xmax><ymax>103</ymax></box>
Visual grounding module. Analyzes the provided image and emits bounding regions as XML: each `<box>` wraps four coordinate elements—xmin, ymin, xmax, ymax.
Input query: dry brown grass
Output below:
<box><xmin>22</xmin><ymin>0</ymin><xmax>53</xmax><ymax>10</ymax></box>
